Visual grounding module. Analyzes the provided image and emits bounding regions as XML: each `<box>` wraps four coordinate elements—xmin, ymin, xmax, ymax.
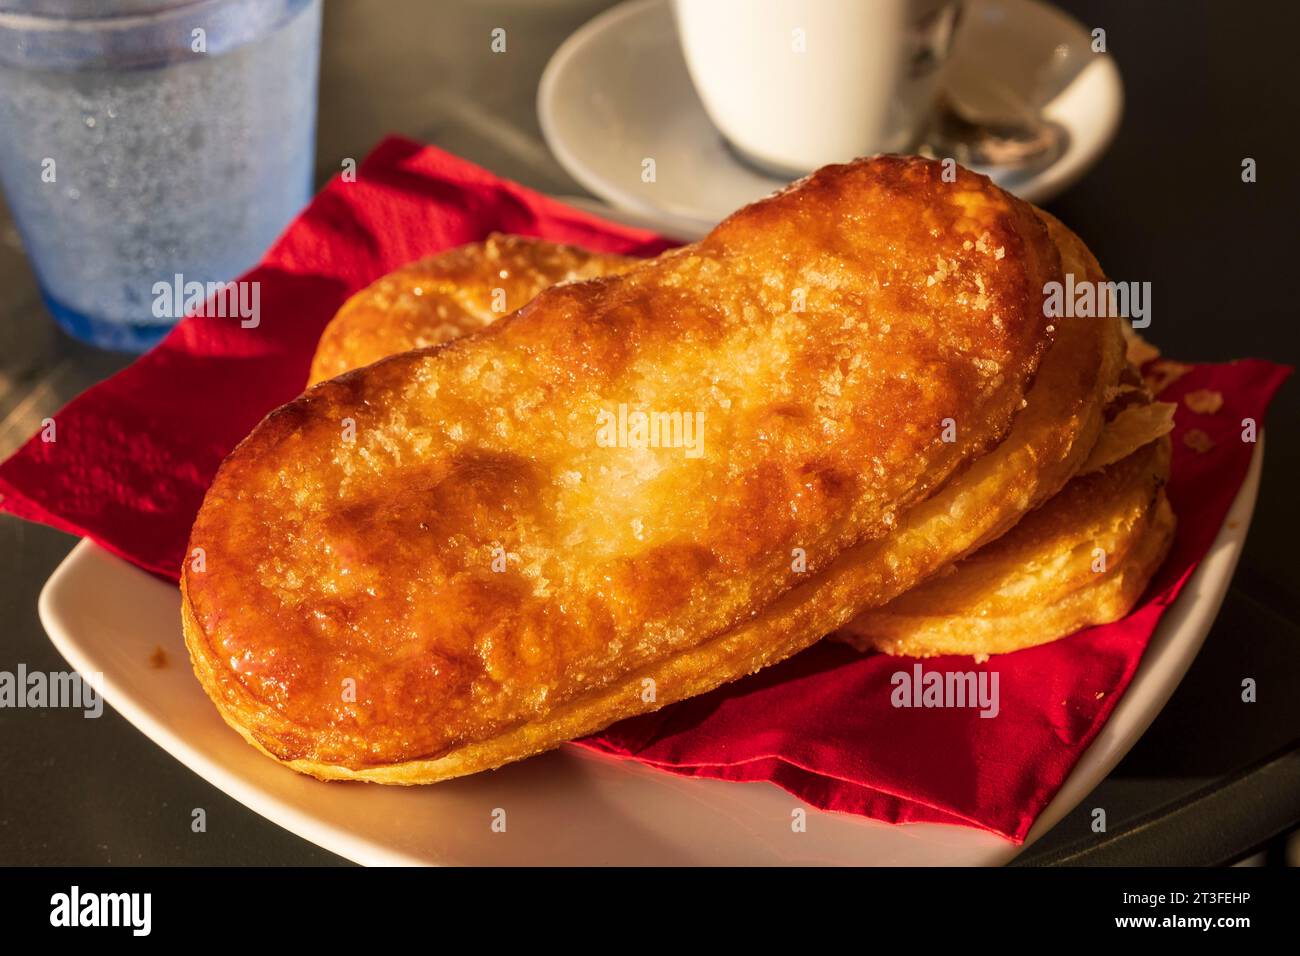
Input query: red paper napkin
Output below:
<box><xmin>0</xmin><ymin>136</ymin><xmax>1289</xmax><ymax>842</ymax></box>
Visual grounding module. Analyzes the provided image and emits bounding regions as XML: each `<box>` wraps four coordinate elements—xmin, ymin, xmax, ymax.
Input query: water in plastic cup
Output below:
<box><xmin>0</xmin><ymin>0</ymin><xmax>322</xmax><ymax>351</ymax></box>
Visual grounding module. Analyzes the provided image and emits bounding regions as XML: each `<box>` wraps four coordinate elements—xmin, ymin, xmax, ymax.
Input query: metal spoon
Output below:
<box><xmin>921</xmin><ymin>92</ymin><xmax>1066</xmax><ymax>171</ymax></box>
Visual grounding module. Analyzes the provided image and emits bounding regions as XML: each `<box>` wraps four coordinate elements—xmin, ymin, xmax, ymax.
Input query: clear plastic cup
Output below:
<box><xmin>0</xmin><ymin>0</ymin><xmax>322</xmax><ymax>351</ymax></box>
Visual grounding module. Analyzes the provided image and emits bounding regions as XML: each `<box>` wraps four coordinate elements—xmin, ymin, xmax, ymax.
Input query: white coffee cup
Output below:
<box><xmin>672</xmin><ymin>0</ymin><xmax>961</xmax><ymax>176</ymax></box>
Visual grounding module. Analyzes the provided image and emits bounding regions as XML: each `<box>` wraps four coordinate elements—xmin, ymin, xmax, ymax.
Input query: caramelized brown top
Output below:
<box><xmin>185</xmin><ymin>156</ymin><xmax>1062</xmax><ymax>767</ymax></box>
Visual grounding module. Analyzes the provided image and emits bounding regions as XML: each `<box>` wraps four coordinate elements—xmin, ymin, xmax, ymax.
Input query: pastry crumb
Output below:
<box><xmin>1183</xmin><ymin>388</ymin><xmax>1224</xmax><ymax>414</ymax></box>
<box><xmin>148</xmin><ymin>646</ymin><xmax>168</xmax><ymax>669</ymax></box>
<box><xmin>1144</xmin><ymin>359</ymin><xmax>1191</xmax><ymax>395</ymax></box>
<box><xmin>1183</xmin><ymin>428</ymin><xmax>1215</xmax><ymax>454</ymax></box>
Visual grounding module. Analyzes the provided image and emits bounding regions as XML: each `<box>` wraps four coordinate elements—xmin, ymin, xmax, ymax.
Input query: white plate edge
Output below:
<box><xmin>35</xmin><ymin>440</ymin><xmax>1263</xmax><ymax>867</ymax></box>
<box><xmin>1008</xmin><ymin>433</ymin><xmax>1265</xmax><ymax>859</ymax></box>
<box><xmin>37</xmin><ymin>562</ymin><xmax>432</xmax><ymax>867</ymax></box>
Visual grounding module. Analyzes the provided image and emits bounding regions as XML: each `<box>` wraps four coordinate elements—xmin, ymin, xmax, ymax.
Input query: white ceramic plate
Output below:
<box><xmin>538</xmin><ymin>0</ymin><xmax>1124</xmax><ymax>239</ymax></box>
<box><xmin>36</xmin><ymin>441</ymin><xmax>1262</xmax><ymax>865</ymax></box>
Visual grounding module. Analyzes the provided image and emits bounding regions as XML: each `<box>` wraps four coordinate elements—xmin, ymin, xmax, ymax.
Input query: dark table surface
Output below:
<box><xmin>1</xmin><ymin>0</ymin><xmax>1296</xmax><ymax>866</ymax></box>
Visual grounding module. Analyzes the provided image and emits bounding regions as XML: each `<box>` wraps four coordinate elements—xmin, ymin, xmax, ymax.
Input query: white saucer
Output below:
<box><xmin>539</xmin><ymin>0</ymin><xmax>1123</xmax><ymax>239</ymax></box>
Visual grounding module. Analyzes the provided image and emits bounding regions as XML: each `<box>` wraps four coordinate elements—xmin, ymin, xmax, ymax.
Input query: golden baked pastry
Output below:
<box><xmin>182</xmin><ymin>156</ymin><xmax>1123</xmax><ymax>783</ymax></box>
<box><xmin>835</xmin><ymin>427</ymin><xmax>1175</xmax><ymax>658</ymax></box>
<box><xmin>307</xmin><ymin>234</ymin><xmax>637</xmax><ymax>385</ymax></box>
<box><xmin>306</xmin><ymin>225</ymin><xmax>1172</xmax><ymax>663</ymax></box>
<box><xmin>833</xmin><ymin>254</ymin><xmax>1177</xmax><ymax>658</ymax></box>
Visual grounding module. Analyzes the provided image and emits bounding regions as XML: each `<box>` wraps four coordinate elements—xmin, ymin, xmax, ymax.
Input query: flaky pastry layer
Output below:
<box><xmin>308</xmin><ymin>233</ymin><xmax>638</xmax><ymax>385</ymax></box>
<box><xmin>836</xmin><ymin>436</ymin><xmax>1174</xmax><ymax>657</ymax></box>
